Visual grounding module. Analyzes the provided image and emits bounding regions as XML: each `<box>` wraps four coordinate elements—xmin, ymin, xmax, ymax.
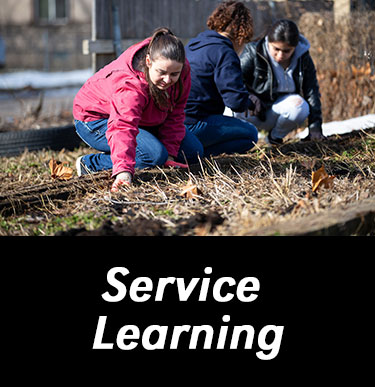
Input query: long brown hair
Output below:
<box><xmin>143</xmin><ymin>27</ymin><xmax>186</xmax><ymax>110</ymax></box>
<box><xmin>207</xmin><ymin>1</ymin><xmax>253</xmax><ymax>46</ymax></box>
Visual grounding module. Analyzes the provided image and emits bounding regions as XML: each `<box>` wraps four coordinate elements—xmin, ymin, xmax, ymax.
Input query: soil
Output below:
<box><xmin>1</xmin><ymin>127</ymin><xmax>374</xmax><ymax>236</ymax></box>
<box><xmin>54</xmin><ymin>210</ymin><xmax>225</xmax><ymax>236</ymax></box>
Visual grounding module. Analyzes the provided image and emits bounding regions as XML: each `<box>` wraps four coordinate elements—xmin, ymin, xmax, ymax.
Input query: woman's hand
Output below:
<box><xmin>111</xmin><ymin>171</ymin><xmax>132</xmax><ymax>192</ymax></box>
<box><xmin>248</xmin><ymin>94</ymin><xmax>262</xmax><ymax>116</ymax></box>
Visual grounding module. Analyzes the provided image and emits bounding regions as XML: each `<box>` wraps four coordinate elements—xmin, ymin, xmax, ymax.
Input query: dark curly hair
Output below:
<box><xmin>207</xmin><ymin>1</ymin><xmax>253</xmax><ymax>46</ymax></box>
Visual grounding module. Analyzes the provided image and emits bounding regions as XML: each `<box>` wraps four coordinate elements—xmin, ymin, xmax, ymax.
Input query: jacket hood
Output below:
<box><xmin>292</xmin><ymin>35</ymin><xmax>310</xmax><ymax>60</ymax></box>
<box><xmin>186</xmin><ymin>29</ymin><xmax>233</xmax><ymax>51</ymax></box>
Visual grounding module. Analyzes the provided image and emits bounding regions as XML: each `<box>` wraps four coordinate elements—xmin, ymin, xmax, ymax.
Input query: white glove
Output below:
<box><xmin>111</xmin><ymin>171</ymin><xmax>132</xmax><ymax>192</ymax></box>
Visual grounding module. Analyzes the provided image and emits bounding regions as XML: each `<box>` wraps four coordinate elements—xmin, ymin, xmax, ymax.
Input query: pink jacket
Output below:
<box><xmin>73</xmin><ymin>38</ymin><xmax>191</xmax><ymax>176</ymax></box>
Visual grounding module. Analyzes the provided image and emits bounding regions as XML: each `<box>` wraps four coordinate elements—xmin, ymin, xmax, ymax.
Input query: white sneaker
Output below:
<box><xmin>76</xmin><ymin>156</ymin><xmax>90</xmax><ymax>176</ymax></box>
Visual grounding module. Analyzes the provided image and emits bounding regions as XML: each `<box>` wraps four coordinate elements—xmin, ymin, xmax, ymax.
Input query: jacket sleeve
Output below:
<box><xmin>158</xmin><ymin>62</ymin><xmax>191</xmax><ymax>158</ymax></box>
<box><xmin>214</xmin><ymin>50</ymin><xmax>253</xmax><ymax>113</ymax></box>
<box><xmin>301</xmin><ymin>53</ymin><xmax>323</xmax><ymax>130</ymax></box>
<box><xmin>240</xmin><ymin>44</ymin><xmax>256</xmax><ymax>92</ymax></box>
<box><xmin>106</xmin><ymin>81</ymin><xmax>148</xmax><ymax>177</ymax></box>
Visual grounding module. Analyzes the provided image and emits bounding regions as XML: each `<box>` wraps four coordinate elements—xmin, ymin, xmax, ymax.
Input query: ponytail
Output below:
<box><xmin>144</xmin><ymin>27</ymin><xmax>186</xmax><ymax>110</ymax></box>
<box><xmin>147</xmin><ymin>27</ymin><xmax>185</xmax><ymax>64</ymax></box>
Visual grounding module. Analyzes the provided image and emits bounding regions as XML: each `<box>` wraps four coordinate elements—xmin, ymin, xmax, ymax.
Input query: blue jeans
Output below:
<box><xmin>185</xmin><ymin>115</ymin><xmax>258</xmax><ymax>158</ymax></box>
<box><xmin>74</xmin><ymin>119</ymin><xmax>204</xmax><ymax>173</ymax></box>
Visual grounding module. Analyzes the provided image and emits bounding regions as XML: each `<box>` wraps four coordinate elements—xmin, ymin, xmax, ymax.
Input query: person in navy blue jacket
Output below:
<box><xmin>184</xmin><ymin>1</ymin><xmax>259</xmax><ymax>157</ymax></box>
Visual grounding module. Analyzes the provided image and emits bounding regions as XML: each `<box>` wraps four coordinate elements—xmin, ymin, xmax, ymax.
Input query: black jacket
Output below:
<box><xmin>240</xmin><ymin>38</ymin><xmax>322</xmax><ymax>131</ymax></box>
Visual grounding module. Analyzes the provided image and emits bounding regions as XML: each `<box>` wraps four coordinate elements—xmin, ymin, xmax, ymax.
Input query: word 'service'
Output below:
<box><xmin>102</xmin><ymin>266</ymin><xmax>260</xmax><ymax>303</ymax></box>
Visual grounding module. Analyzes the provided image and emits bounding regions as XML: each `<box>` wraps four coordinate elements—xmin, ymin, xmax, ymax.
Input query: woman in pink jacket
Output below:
<box><xmin>73</xmin><ymin>28</ymin><xmax>203</xmax><ymax>192</ymax></box>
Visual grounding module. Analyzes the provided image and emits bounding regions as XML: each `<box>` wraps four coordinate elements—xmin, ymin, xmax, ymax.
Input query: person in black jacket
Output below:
<box><xmin>236</xmin><ymin>19</ymin><xmax>325</xmax><ymax>144</ymax></box>
<box><xmin>184</xmin><ymin>1</ymin><xmax>259</xmax><ymax>157</ymax></box>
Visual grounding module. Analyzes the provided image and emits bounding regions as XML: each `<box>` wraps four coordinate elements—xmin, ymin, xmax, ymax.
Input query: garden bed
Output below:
<box><xmin>1</xmin><ymin>127</ymin><xmax>374</xmax><ymax>236</ymax></box>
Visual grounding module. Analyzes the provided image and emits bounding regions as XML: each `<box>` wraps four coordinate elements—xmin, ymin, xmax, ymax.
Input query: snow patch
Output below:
<box><xmin>224</xmin><ymin>106</ymin><xmax>375</xmax><ymax>138</ymax></box>
<box><xmin>0</xmin><ymin>69</ymin><xmax>93</xmax><ymax>90</ymax></box>
<box><xmin>296</xmin><ymin>114</ymin><xmax>375</xmax><ymax>138</ymax></box>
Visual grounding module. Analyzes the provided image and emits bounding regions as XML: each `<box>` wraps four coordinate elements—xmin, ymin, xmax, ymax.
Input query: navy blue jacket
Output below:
<box><xmin>184</xmin><ymin>30</ymin><xmax>254</xmax><ymax>124</ymax></box>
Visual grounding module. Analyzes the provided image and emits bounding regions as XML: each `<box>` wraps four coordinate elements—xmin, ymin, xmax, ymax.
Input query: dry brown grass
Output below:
<box><xmin>1</xmin><ymin>129</ymin><xmax>374</xmax><ymax>236</ymax></box>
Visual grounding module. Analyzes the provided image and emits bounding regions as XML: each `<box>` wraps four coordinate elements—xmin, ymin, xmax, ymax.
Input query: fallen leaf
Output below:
<box><xmin>311</xmin><ymin>165</ymin><xmax>335</xmax><ymax>192</ymax></box>
<box><xmin>180</xmin><ymin>179</ymin><xmax>202</xmax><ymax>199</ymax></box>
<box><xmin>49</xmin><ymin>158</ymin><xmax>73</xmax><ymax>180</ymax></box>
